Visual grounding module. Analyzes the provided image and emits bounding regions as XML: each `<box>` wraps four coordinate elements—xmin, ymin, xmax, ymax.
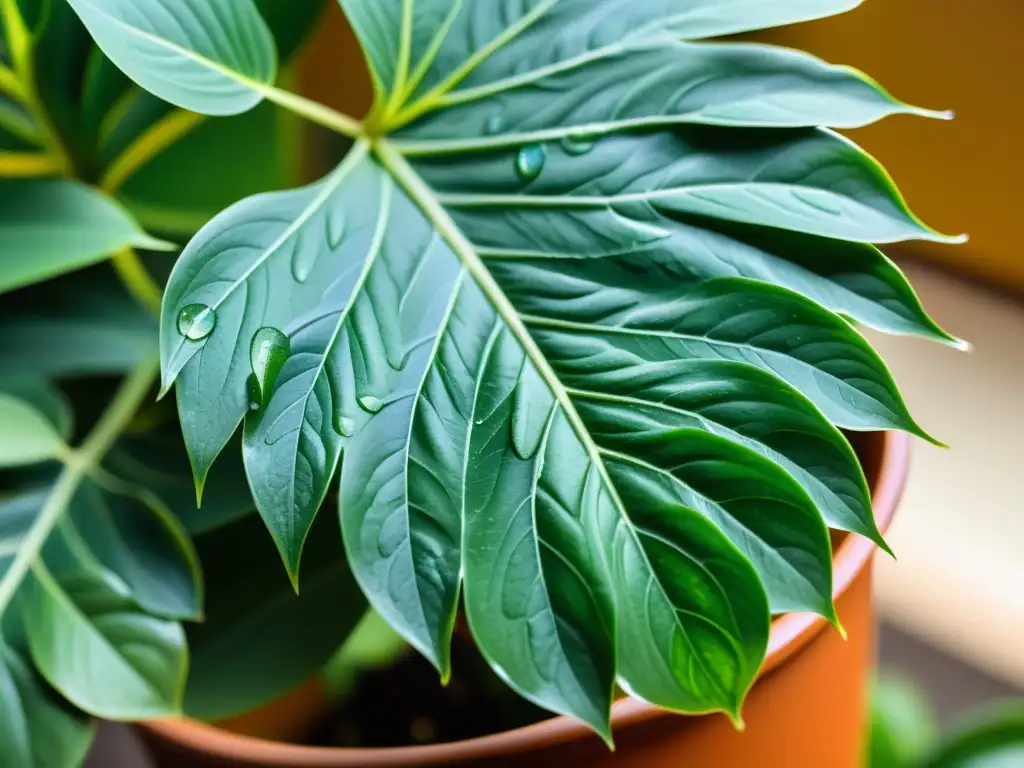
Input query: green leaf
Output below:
<box><xmin>156</xmin><ymin>0</ymin><xmax>956</xmax><ymax>739</ymax></box>
<box><xmin>0</xmin><ymin>179</ymin><xmax>170</xmax><ymax>295</ymax></box>
<box><xmin>920</xmin><ymin>704</ymin><xmax>1024</xmax><ymax>768</ymax></box>
<box><xmin>23</xmin><ymin>526</ymin><xmax>187</xmax><ymax>720</ymax></box>
<box><xmin>343</xmin><ymin>0</ymin><xmax>866</xmax><ymax>107</ymax></box>
<box><xmin>67</xmin><ymin>480</ymin><xmax>203</xmax><ymax>621</ymax></box>
<box><xmin>0</xmin><ymin>270</ymin><xmax>156</xmax><ymax>377</ymax></box>
<box><xmin>105</xmin><ymin>432</ymin><xmax>255</xmax><ymax>536</ymax></box>
<box><xmin>417</xmin><ymin>127</ymin><xmax>961</xmax><ymax>246</ymax></box>
<box><xmin>0</xmin><ymin>636</ymin><xmax>93</xmax><ymax>768</ymax></box>
<box><xmin>870</xmin><ymin>676</ymin><xmax>937</xmax><ymax>768</ymax></box>
<box><xmin>0</xmin><ymin>394</ymin><xmax>65</xmax><ymax>468</ymax></box>
<box><xmin>397</xmin><ymin>41</ymin><xmax>944</xmax><ymax>147</ymax></box>
<box><xmin>184</xmin><ymin>512</ymin><xmax>364</xmax><ymax>721</ymax></box>
<box><xmin>0</xmin><ymin>378</ymin><xmax>73</xmax><ymax>443</ymax></box>
<box><xmin>65</xmin><ymin>0</ymin><xmax>277</xmax><ymax>117</ymax></box>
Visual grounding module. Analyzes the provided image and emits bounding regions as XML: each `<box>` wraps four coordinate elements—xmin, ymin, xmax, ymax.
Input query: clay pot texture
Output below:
<box><xmin>138</xmin><ymin>430</ymin><xmax>908</xmax><ymax>768</ymax></box>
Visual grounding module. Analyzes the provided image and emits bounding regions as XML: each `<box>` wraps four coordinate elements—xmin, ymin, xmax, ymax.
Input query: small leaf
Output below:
<box><xmin>65</xmin><ymin>0</ymin><xmax>278</xmax><ymax>116</ymax></box>
<box><xmin>23</xmin><ymin>538</ymin><xmax>187</xmax><ymax>720</ymax></box>
<box><xmin>0</xmin><ymin>378</ymin><xmax>73</xmax><ymax>443</ymax></box>
<box><xmin>68</xmin><ymin>481</ymin><xmax>203</xmax><ymax>621</ymax></box>
<box><xmin>0</xmin><ymin>394</ymin><xmax>65</xmax><ymax>468</ymax></box>
<box><xmin>0</xmin><ymin>179</ymin><xmax>169</xmax><ymax>295</ymax></box>
<box><xmin>0</xmin><ymin>636</ymin><xmax>93</xmax><ymax>768</ymax></box>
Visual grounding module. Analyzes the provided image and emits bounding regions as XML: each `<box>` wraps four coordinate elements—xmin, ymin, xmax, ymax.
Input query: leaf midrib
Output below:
<box><xmin>378</xmin><ymin>140</ymin><xmax>758</xmax><ymax>715</ymax></box>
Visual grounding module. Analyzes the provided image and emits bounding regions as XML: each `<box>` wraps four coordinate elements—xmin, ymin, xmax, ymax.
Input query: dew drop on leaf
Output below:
<box><xmin>560</xmin><ymin>131</ymin><xmax>597</xmax><ymax>156</ymax></box>
<box><xmin>327</xmin><ymin>209</ymin><xmax>346</xmax><ymax>250</ymax></box>
<box><xmin>249</xmin><ymin>327</ymin><xmax>290</xmax><ymax>408</ymax></box>
<box><xmin>247</xmin><ymin>374</ymin><xmax>262</xmax><ymax>411</ymax></box>
<box><xmin>177</xmin><ymin>304</ymin><xmax>216</xmax><ymax>340</ymax></box>
<box><xmin>357</xmin><ymin>395</ymin><xmax>384</xmax><ymax>414</ymax></box>
<box><xmin>334</xmin><ymin>415</ymin><xmax>356</xmax><ymax>437</ymax></box>
<box><xmin>291</xmin><ymin>240</ymin><xmax>321</xmax><ymax>283</ymax></box>
<box><xmin>515</xmin><ymin>144</ymin><xmax>546</xmax><ymax>182</ymax></box>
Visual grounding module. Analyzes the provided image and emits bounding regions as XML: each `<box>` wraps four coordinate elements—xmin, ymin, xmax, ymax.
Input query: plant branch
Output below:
<box><xmin>0</xmin><ymin>151</ymin><xmax>61</xmax><ymax>177</ymax></box>
<box><xmin>258</xmin><ymin>83</ymin><xmax>363</xmax><ymax>139</ymax></box>
<box><xmin>0</xmin><ymin>358</ymin><xmax>158</xmax><ymax>612</ymax></box>
<box><xmin>111</xmin><ymin>247</ymin><xmax>164</xmax><ymax>314</ymax></box>
<box><xmin>0</xmin><ymin>63</ymin><xmax>25</xmax><ymax>101</ymax></box>
<box><xmin>101</xmin><ymin>109</ymin><xmax>205</xmax><ymax>193</ymax></box>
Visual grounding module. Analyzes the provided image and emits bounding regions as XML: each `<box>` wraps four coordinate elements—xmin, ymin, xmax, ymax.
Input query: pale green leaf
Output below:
<box><xmin>65</xmin><ymin>0</ymin><xmax>277</xmax><ymax>116</ymax></box>
<box><xmin>0</xmin><ymin>395</ymin><xmax>64</xmax><ymax>468</ymax></box>
<box><xmin>0</xmin><ymin>636</ymin><xmax>92</xmax><ymax>768</ymax></box>
<box><xmin>0</xmin><ymin>179</ymin><xmax>169</xmax><ymax>295</ymax></box>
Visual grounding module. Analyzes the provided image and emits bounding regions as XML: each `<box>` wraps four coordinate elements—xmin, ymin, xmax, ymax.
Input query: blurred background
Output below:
<box><xmin>88</xmin><ymin>0</ymin><xmax>1024</xmax><ymax>763</ymax></box>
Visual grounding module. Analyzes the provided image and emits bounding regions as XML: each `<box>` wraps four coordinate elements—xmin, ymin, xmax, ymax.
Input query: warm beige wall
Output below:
<box><xmin>302</xmin><ymin>1</ymin><xmax>1022</xmax><ymax>290</ymax></box>
<box><xmin>760</xmin><ymin>0</ymin><xmax>1024</xmax><ymax>290</ymax></box>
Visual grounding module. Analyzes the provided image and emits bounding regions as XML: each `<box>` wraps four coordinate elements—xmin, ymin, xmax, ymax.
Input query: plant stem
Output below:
<box><xmin>0</xmin><ymin>0</ymin><xmax>73</xmax><ymax>176</ymax></box>
<box><xmin>100</xmin><ymin>109</ymin><xmax>205</xmax><ymax>193</ymax></box>
<box><xmin>258</xmin><ymin>83</ymin><xmax>363</xmax><ymax>139</ymax></box>
<box><xmin>0</xmin><ymin>358</ymin><xmax>158</xmax><ymax>611</ymax></box>
<box><xmin>111</xmin><ymin>247</ymin><xmax>164</xmax><ymax>314</ymax></box>
<box><xmin>0</xmin><ymin>63</ymin><xmax>25</xmax><ymax>101</ymax></box>
<box><xmin>0</xmin><ymin>151</ymin><xmax>61</xmax><ymax>176</ymax></box>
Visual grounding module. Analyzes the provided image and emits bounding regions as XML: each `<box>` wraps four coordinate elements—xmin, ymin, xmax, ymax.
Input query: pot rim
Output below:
<box><xmin>141</xmin><ymin>430</ymin><xmax>910</xmax><ymax>766</ymax></box>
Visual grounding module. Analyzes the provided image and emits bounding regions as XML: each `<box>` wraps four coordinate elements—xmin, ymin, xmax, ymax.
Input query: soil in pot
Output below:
<box><xmin>305</xmin><ymin>635</ymin><xmax>552</xmax><ymax>749</ymax></box>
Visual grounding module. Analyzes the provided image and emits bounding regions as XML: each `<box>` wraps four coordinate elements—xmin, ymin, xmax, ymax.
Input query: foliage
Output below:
<box><xmin>870</xmin><ymin>676</ymin><xmax>1024</xmax><ymax>768</ymax></box>
<box><xmin>0</xmin><ymin>0</ymin><xmax>963</xmax><ymax>764</ymax></box>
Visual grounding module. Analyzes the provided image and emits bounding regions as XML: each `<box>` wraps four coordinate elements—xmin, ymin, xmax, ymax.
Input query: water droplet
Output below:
<box><xmin>358</xmin><ymin>395</ymin><xmax>383</xmax><ymax>414</ymax></box>
<box><xmin>484</xmin><ymin>112</ymin><xmax>505</xmax><ymax>136</ymax></box>
<box><xmin>177</xmin><ymin>304</ymin><xmax>216</xmax><ymax>340</ymax></box>
<box><xmin>247</xmin><ymin>375</ymin><xmax>262</xmax><ymax>411</ymax></box>
<box><xmin>515</xmin><ymin>144</ymin><xmax>546</xmax><ymax>182</ymax></box>
<box><xmin>335</xmin><ymin>415</ymin><xmax>356</xmax><ymax>437</ymax></box>
<box><xmin>249</xmin><ymin>327</ymin><xmax>290</xmax><ymax>408</ymax></box>
<box><xmin>291</xmin><ymin>242</ymin><xmax>321</xmax><ymax>283</ymax></box>
<box><xmin>327</xmin><ymin>210</ymin><xmax>346</xmax><ymax>250</ymax></box>
<box><xmin>560</xmin><ymin>131</ymin><xmax>597</xmax><ymax>156</ymax></box>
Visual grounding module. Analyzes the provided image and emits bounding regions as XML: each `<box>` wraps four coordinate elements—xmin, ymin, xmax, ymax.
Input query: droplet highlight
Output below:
<box><xmin>560</xmin><ymin>131</ymin><xmax>597</xmax><ymax>156</ymax></box>
<box><xmin>335</xmin><ymin>415</ymin><xmax>356</xmax><ymax>437</ymax></box>
<box><xmin>249</xmin><ymin>327</ymin><xmax>290</xmax><ymax>409</ymax></box>
<box><xmin>357</xmin><ymin>395</ymin><xmax>384</xmax><ymax>414</ymax></box>
<box><xmin>177</xmin><ymin>304</ymin><xmax>216</xmax><ymax>341</ymax></box>
<box><xmin>515</xmin><ymin>144</ymin><xmax>546</xmax><ymax>182</ymax></box>
<box><xmin>327</xmin><ymin>210</ymin><xmax>346</xmax><ymax>250</ymax></box>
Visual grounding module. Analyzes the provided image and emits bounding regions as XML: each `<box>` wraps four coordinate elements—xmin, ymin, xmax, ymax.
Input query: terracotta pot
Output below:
<box><xmin>138</xmin><ymin>430</ymin><xmax>909</xmax><ymax>767</ymax></box>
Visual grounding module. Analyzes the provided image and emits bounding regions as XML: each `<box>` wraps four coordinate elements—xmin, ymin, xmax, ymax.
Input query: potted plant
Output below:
<box><xmin>0</xmin><ymin>0</ymin><xmax>966</xmax><ymax>766</ymax></box>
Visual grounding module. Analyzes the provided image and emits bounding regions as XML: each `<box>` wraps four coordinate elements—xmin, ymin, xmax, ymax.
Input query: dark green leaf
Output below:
<box><xmin>184</xmin><ymin>512</ymin><xmax>364</xmax><ymax>721</ymax></box>
<box><xmin>105</xmin><ymin>432</ymin><xmax>254</xmax><ymax>536</ymax></box>
<box><xmin>67</xmin><ymin>480</ymin><xmax>203</xmax><ymax>621</ymax></box>
<box><xmin>65</xmin><ymin>0</ymin><xmax>278</xmax><ymax>116</ymax></box>
<box><xmin>0</xmin><ymin>270</ymin><xmax>156</xmax><ymax>377</ymax></box>
<box><xmin>921</xmin><ymin>704</ymin><xmax>1024</xmax><ymax>768</ymax></box>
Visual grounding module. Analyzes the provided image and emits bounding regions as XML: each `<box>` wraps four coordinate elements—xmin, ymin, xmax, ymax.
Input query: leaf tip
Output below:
<box><xmin>727</xmin><ymin>708</ymin><xmax>746</xmax><ymax>732</ymax></box>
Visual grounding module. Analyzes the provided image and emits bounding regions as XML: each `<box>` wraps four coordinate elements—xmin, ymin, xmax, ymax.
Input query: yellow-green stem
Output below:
<box><xmin>0</xmin><ymin>0</ymin><xmax>73</xmax><ymax>176</ymax></box>
<box><xmin>101</xmin><ymin>109</ymin><xmax>205</xmax><ymax>193</ymax></box>
<box><xmin>112</xmin><ymin>247</ymin><xmax>164</xmax><ymax>314</ymax></box>
<box><xmin>0</xmin><ymin>359</ymin><xmax>158</xmax><ymax>611</ymax></box>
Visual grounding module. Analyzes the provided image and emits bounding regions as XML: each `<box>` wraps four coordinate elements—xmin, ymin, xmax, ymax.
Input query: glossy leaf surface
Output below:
<box><xmin>149</xmin><ymin>0</ymin><xmax>958</xmax><ymax>740</ymax></box>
